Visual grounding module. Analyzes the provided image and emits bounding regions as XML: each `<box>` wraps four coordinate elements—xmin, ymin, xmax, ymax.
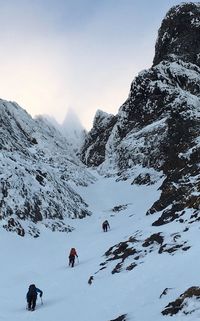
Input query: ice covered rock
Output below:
<box><xmin>0</xmin><ymin>100</ymin><xmax>95</xmax><ymax>237</ymax></box>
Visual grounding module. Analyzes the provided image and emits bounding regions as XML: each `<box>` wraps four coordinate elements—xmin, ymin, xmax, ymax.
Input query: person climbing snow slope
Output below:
<box><xmin>68</xmin><ymin>247</ymin><xmax>78</xmax><ymax>267</ymax></box>
<box><xmin>26</xmin><ymin>284</ymin><xmax>43</xmax><ymax>311</ymax></box>
<box><xmin>102</xmin><ymin>220</ymin><xmax>110</xmax><ymax>232</ymax></box>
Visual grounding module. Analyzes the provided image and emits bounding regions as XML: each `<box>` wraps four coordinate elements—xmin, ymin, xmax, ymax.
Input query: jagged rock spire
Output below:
<box><xmin>153</xmin><ymin>2</ymin><xmax>200</xmax><ymax>66</ymax></box>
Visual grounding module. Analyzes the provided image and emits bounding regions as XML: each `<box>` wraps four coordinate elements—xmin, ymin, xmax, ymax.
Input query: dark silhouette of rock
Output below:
<box><xmin>110</xmin><ymin>314</ymin><xmax>127</xmax><ymax>321</ymax></box>
<box><xmin>81</xmin><ymin>110</ymin><xmax>117</xmax><ymax>166</ymax></box>
<box><xmin>159</xmin><ymin>287</ymin><xmax>173</xmax><ymax>298</ymax></box>
<box><xmin>162</xmin><ymin>286</ymin><xmax>200</xmax><ymax>315</ymax></box>
<box><xmin>153</xmin><ymin>3</ymin><xmax>200</xmax><ymax>67</ymax></box>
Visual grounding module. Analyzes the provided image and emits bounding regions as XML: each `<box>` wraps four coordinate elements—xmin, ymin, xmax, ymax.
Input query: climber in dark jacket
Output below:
<box><xmin>102</xmin><ymin>220</ymin><xmax>110</xmax><ymax>232</ymax></box>
<box><xmin>26</xmin><ymin>284</ymin><xmax>43</xmax><ymax>311</ymax></box>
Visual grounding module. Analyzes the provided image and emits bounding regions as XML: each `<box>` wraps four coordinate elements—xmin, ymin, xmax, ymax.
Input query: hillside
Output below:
<box><xmin>0</xmin><ymin>100</ymin><xmax>95</xmax><ymax>237</ymax></box>
<box><xmin>0</xmin><ymin>2</ymin><xmax>200</xmax><ymax>321</ymax></box>
<box><xmin>0</xmin><ymin>173</ymin><xmax>200</xmax><ymax>321</ymax></box>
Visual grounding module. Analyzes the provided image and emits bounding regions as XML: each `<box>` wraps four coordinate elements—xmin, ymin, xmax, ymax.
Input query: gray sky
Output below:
<box><xmin>0</xmin><ymin>0</ymin><xmax>186</xmax><ymax>129</ymax></box>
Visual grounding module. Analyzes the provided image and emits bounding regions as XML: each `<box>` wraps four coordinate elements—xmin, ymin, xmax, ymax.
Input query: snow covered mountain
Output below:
<box><xmin>60</xmin><ymin>108</ymin><xmax>87</xmax><ymax>154</ymax></box>
<box><xmin>0</xmin><ymin>2</ymin><xmax>200</xmax><ymax>321</ymax></box>
<box><xmin>81</xmin><ymin>1</ymin><xmax>200</xmax><ymax>230</ymax></box>
<box><xmin>0</xmin><ymin>100</ymin><xmax>95</xmax><ymax>237</ymax></box>
<box><xmin>40</xmin><ymin>109</ymin><xmax>86</xmax><ymax>154</ymax></box>
<box><xmin>81</xmin><ymin>109</ymin><xmax>117</xmax><ymax>166</ymax></box>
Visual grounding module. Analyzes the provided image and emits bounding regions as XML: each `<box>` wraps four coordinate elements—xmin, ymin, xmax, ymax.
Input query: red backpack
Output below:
<box><xmin>70</xmin><ymin>248</ymin><xmax>77</xmax><ymax>256</ymax></box>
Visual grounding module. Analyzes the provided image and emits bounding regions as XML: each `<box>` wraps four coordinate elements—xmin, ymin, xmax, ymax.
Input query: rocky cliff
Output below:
<box><xmin>81</xmin><ymin>3</ymin><xmax>200</xmax><ymax>226</ymax></box>
<box><xmin>153</xmin><ymin>2</ymin><xmax>200</xmax><ymax>67</ymax></box>
<box><xmin>81</xmin><ymin>110</ymin><xmax>117</xmax><ymax>166</ymax></box>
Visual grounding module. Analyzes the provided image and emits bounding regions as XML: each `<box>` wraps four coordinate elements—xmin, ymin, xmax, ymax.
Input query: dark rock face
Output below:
<box><xmin>147</xmin><ymin>106</ymin><xmax>200</xmax><ymax>225</ymax></box>
<box><xmin>81</xmin><ymin>3</ymin><xmax>200</xmax><ymax>226</ymax></box>
<box><xmin>95</xmin><ymin>231</ymin><xmax>189</xmax><ymax>275</ymax></box>
<box><xmin>132</xmin><ymin>173</ymin><xmax>156</xmax><ymax>185</ymax></box>
<box><xmin>153</xmin><ymin>3</ymin><xmax>200</xmax><ymax>67</ymax></box>
<box><xmin>110</xmin><ymin>315</ymin><xmax>127</xmax><ymax>321</ymax></box>
<box><xmin>81</xmin><ymin>110</ymin><xmax>117</xmax><ymax>166</ymax></box>
<box><xmin>162</xmin><ymin>286</ymin><xmax>200</xmax><ymax>315</ymax></box>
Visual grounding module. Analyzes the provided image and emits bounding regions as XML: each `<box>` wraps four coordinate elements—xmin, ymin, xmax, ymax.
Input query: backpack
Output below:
<box><xmin>28</xmin><ymin>284</ymin><xmax>37</xmax><ymax>297</ymax></box>
<box><xmin>70</xmin><ymin>248</ymin><xmax>76</xmax><ymax>256</ymax></box>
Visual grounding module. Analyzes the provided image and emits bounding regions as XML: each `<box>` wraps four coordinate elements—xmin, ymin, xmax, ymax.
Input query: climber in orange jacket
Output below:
<box><xmin>68</xmin><ymin>248</ymin><xmax>78</xmax><ymax>267</ymax></box>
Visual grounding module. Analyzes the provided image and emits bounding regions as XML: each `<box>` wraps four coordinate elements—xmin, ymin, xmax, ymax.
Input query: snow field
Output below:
<box><xmin>1</xmin><ymin>174</ymin><xmax>200</xmax><ymax>321</ymax></box>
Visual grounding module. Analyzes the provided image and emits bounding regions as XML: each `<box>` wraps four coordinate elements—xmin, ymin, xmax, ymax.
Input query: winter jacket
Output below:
<box><xmin>102</xmin><ymin>221</ymin><xmax>110</xmax><ymax>228</ymax></box>
<box><xmin>26</xmin><ymin>285</ymin><xmax>43</xmax><ymax>301</ymax></box>
<box><xmin>69</xmin><ymin>248</ymin><xmax>78</xmax><ymax>257</ymax></box>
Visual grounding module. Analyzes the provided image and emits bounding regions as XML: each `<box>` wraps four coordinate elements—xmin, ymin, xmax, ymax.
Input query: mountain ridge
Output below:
<box><xmin>0</xmin><ymin>2</ymin><xmax>200</xmax><ymax>320</ymax></box>
<box><xmin>0</xmin><ymin>3</ymin><xmax>199</xmax><ymax>241</ymax></box>
<box><xmin>0</xmin><ymin>99</ymin><xmax>95</xmax><ymax>237</ymax></box>
<box><xmin>81</xmin><ymin>2</ymin><xmax>200</xmax><ymax>229</ymax></box>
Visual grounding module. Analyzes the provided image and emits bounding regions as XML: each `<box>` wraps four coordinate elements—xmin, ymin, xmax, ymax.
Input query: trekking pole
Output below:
<box><xmin>77</xmin><ymin>256</ymin><xmax>79</xmax><ymax>264</ymax></box>
<box><xmin>41</xmin><ymin>297</ymin><xmax>43</xmax><ymax>305</ymax></box>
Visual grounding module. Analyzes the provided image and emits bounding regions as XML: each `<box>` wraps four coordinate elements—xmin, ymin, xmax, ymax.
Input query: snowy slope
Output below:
<box><xmin>0</xmin><ymin>3</ymin><xmax>200</xmax><ymax>321</ymax></box>
<box><xmin>1</xmin><ymin>172</ymin><xmax>200</xmax><ymax>321</ymax></box>
<box><xmin>0</xmin><ymin>100</ymin><xmax>95</xmax><ymax>237</ymax></box>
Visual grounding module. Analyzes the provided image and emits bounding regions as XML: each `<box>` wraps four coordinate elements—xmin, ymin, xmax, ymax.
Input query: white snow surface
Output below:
<box><xmin>1</xmin><ymin>171</ymin><xmax>200</xmax><ymax>321</ymax></box>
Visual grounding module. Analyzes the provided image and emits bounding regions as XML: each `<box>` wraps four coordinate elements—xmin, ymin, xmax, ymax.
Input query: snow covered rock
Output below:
<box><xmin>162</xmin><ymin>286</ymin><xmax>200</xmax><ymax>316</ymax></box>
<box><xmin>81</xmin><ymin>3</ymin><xmax>200</xmax><ymax>227</ymax></box>
<box><xmin>0</xmin><ymin>100</ymin><xmax>95</xmax><ymax>237</ymax></box>
<box><xmin>60</xmin><ymin>108</ymin><xmax>87</xmax><ymax>155</ymax></box>
<box><xmin>40</xmin><ymin>109</ymin><xmax>87</xmax><ymax>156</ymax></box>
<box><xmin>95</xmin><ymin>230</ymin><xmax>190</xmax><ymax>275</ymax></box>
<box><xmin>110</xmin><ymin>315</ymin><xmax>127</xmax><ymax>321</ymax></box>
<box><xmin>81</xmin><ymin>109</ymin><xmax>117</xmax><ymax>166</ymax></box>
<box><xmin>153</xmin><ymin>2</ymin><xmax>200</xmax><ymax>67</ymax></box>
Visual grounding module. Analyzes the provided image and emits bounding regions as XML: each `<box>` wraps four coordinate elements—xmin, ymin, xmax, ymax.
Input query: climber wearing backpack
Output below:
<box><xmin>102</xmin><ymin>220</ymin><xmax>110</xmax><ymax>232</ymax></box>
<box><xmin>26</xmin><ymin>284</ymin><xmax>43</xmax><ymax>311</ymax></box>
<box><xmin>69</xmin><ymin>248</ymin><xmax>78</xmax><ymax>267</ymax></box>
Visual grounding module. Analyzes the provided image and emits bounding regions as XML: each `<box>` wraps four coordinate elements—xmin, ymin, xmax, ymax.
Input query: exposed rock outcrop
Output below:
<box><xmin>162</xmin><ymin>286</ymin><xmax>200</xmax><ymax>316</ymax></box>
<box><xmin>110</xmin><ymin>314</ymin><xmax>127</xmax><ymax>321</ymax></box>
<box><xmin>95</xmin><ymin>231</ymin><xmax>189</xmax><ymax>275</ymax></box>
<box><xmin>81</xmin><ymin>110</ymin><xmax>117</xmax><ymax>166</ymax></box>
<box><xmin>153</xmin><ymin>3</ymin><xmax>200</xmax><ymax>67</ymax></box>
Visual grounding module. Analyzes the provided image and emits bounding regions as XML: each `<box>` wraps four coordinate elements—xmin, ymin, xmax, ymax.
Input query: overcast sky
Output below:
<box><xmin>0</xmin><ymin>0</ymin><xmax>185</xmax><ymax>129</ymax></box>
